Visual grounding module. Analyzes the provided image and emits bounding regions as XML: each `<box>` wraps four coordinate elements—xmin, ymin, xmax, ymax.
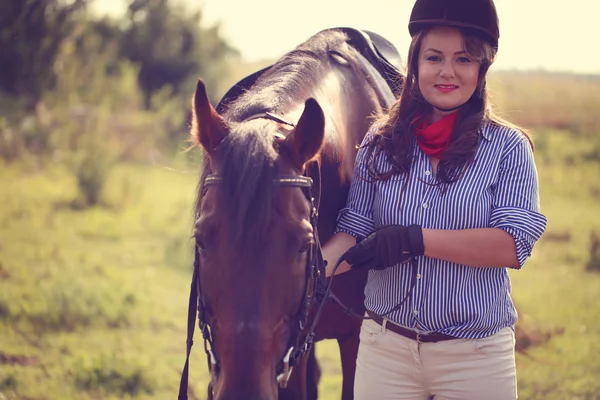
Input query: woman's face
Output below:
<box><xmin>417</xmin><ymin>26</ymin><xmax>481</xmax><ymax>122</ymax></box>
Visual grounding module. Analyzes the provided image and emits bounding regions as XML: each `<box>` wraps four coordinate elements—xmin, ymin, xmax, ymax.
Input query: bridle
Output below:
<box><xmin>177</xmin><ymin>112</ymin><xmax>329</xmax><ymax>400</ymax></box>
<box><xmin>177</xmin><ymin>111</ymin><xmax>418</xmax><ymax>399</ymax></box>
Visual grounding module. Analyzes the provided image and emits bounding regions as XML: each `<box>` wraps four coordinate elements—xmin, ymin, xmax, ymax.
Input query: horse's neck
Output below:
<box><xmin>280</xmin><ymin>66</ymin><xmax>380</xmax><ymax>242</ymax></box>
<box><xmin>313</xmin><ymin>73</ymin><xmax>370</xmax><ymax>242</ymax></box>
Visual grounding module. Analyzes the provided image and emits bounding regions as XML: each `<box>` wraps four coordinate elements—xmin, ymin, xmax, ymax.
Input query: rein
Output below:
<box><xmin>321</xmin><ymin>255</ymin><xmax>418</xmax><ymax>321</ymax></box>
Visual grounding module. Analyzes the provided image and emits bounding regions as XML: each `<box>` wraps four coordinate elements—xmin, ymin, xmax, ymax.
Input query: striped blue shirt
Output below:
<box><xmin>335</xmin><ymin>121</ymin><xmax>547</xmax><ymax>339</ymax></box>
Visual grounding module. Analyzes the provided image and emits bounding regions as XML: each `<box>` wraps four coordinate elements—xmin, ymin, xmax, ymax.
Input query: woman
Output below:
<box><xmin>322</xmin><ymin>0</ymin><xmax>547</xmax><ymax>399</ymax></box>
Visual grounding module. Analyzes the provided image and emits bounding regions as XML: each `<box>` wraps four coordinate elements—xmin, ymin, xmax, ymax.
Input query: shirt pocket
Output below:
<box><xmin>433</xmin><ymin>179</ymin><xmax>496</xmax><ymax>230</ymax></box>
<box><xmin>373</xmin><ymin>176</ymin><xmax>409</xmax><ymax>226</ymax></box>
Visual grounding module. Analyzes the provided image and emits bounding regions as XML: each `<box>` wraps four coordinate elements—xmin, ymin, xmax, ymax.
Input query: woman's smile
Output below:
<box><xmin>434</xmin><ymin>84</ymin><xmax>459</xmax><ymax>93</ymax></box>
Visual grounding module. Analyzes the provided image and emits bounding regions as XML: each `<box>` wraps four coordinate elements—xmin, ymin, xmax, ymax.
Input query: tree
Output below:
<box><xmin>120</xmin><ymin>0</ymin><xmax>237</xmax><ymax>109</ymax></box>
<box><xmin>0</xmin><ymin>0</ymin><xmax>88</xmax><ymax>109</ymax></box>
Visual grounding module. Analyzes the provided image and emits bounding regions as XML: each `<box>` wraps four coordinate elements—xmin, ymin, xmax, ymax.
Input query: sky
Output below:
<box><xmin>94</xmin><ymin>0</ymin><xmax>599</xmax><ymax>74</ymax></box>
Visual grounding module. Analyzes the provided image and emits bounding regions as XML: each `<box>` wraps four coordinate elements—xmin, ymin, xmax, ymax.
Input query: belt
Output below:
<box><xmin>366</xmin><ymin>310</ymin><xmax>457</xmax><ymax>343</ymax></box>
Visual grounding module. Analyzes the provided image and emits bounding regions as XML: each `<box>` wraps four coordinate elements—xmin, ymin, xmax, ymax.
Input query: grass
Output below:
<box><xmin>2</xmin><ymin>65</ymin><xmax>600</xmax><ymax>398</ymax></box>
<box><xmin>0</xmin><ymin>158</ymin><xmax>208</xmax><ymax>399</ymax></box>
<box><xmin>1</xmin><ymin>127</ymin><xmax>599</xmax><ymax>400</ymax></box>
<box><xmin>507</xmin><ymin>129</ymin><xmax>600</xmax><ymax>400</ymax></box>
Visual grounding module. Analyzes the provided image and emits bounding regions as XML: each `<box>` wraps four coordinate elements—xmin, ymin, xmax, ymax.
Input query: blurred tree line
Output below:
<box><xmin>0</xmin><ymin>0</ymin><xmax>235</xmax><ymax>109</ymax></box>
<box><xmin>0</xmin><ymin>0</ymin><xmax>237</xmax><ymax>206</ymax></box>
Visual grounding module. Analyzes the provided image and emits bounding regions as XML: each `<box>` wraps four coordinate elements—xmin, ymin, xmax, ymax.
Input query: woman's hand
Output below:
<box><xmin>322</xmin><ymin>232</ymin><xmax>356</xmax><ymax>277</ymax></box>
<box><xmin>344</xmin><ymin>225</ymin><xmax>424</xmax><ymax>270</ymax></box>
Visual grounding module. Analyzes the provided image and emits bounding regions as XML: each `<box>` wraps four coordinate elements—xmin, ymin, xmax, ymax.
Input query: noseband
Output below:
<box><xmin>177</xmin><ymin>112</ymin><xmax>328</xmax><ymax>400</ymax></box>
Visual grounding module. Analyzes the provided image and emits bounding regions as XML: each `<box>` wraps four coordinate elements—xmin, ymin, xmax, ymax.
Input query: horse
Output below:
<box><xmin>178</xmin><ymin>27</ymin><xmax>404</xmax><ymax>400</ymax></box>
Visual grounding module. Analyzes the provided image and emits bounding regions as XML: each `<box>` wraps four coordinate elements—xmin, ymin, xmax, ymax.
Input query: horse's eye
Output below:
<box><xmin>196</xmin><ymin>237</ymin><xmax>207</xmax><ymax>253</ymax></box>
<box><xmin>297</xmin><ymin>242</ymin><xmax>311</xmax><ymax>259</ymax></box>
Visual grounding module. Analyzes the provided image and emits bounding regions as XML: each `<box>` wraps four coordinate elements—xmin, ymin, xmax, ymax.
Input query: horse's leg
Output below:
<box><xmin>309</xmin><ymin>269</ymin><xmax>367</xmax><ymax>400</ymax></box>
<box><xmin>306</xmin><ymin>346</ymin><xmax>321</xmax><ymax>400</ymax></box>
<box><xmin>338</xmin><ymin>333</ymin><xmax>360</xmax><ymax>400</ymax></box>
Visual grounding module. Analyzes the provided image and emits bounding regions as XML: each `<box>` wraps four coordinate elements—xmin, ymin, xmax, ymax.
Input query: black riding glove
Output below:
<box><xmin>343</xmin><ymin>225</ymin><xmax>424</xmax><ymax>271</ymax></box>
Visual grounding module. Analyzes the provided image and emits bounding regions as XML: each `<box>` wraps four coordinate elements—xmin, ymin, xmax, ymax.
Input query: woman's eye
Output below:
<box><xmin>426</xmin><ymin>55</ymin><xmax>441</xmax><ymax>62</ymax></box>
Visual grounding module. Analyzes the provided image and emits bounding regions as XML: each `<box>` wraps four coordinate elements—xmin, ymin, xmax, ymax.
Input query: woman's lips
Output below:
<box><xmin>435</xmin><ymin>85</ymin><xmax>458</xmax><ymax>93</ymax></box>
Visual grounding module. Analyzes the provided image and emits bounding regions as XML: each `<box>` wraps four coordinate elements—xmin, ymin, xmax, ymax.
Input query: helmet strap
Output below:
<box><xmin>433</xmin><ymin>104</ymin><xmax>462</xmax><ymax>112</ymax></box>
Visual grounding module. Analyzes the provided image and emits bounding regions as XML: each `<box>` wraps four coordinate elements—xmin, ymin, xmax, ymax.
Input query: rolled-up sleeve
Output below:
<box><xmin>334</xmin><ymin>131</ymin><xmax>378</xmax><ymax>239</ymax></box>
<box><xmin>489</xmin><ymin>137</ymin><xmax>547</xmax><ymax>268</ymax></box>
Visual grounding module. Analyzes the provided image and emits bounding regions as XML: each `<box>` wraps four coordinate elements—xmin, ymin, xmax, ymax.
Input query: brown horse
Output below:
<box><xmin>180</xmin><ymin>28</ymin><xmax>403</xmax><ymax>400</ymax></box>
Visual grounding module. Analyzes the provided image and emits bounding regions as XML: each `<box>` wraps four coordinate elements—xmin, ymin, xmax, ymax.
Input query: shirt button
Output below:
<box><xmin>417</xmin><ymin>273</ymin><xmax>422</xmax><ymax>279</ymax></box>
<box><xmin>422</xmin><ymin>202</ymin><xmax>428</xmax><ymax>209</ymax></box>
<box><xmin>425</xmin><ymin>170</ymin><xmax>431</xmax><ymax>176</ymax></box>
<box><xmin>413</xmin><ymin>309</ymin><xmax>418</xmax><ymax>314</ymax></box>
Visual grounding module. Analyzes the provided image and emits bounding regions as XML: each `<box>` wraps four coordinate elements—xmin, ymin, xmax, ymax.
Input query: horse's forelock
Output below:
<box><xmin>212</xmin><ymin>122</ymin><xmax>279</xmax><ymax>250</ymax></box>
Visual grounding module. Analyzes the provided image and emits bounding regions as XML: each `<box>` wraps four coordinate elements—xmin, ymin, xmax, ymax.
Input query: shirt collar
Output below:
<box><xmin>480</xmin><ymin>123</ymin><xmax>493</xmax><ymax>142</ymax></box>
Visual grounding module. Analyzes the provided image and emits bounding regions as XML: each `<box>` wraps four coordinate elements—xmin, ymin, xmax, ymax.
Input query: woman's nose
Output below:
<box><xmin>439</xmin><ymin>60</ymin><xmax>455</xmax><ymax>78</ymax></box>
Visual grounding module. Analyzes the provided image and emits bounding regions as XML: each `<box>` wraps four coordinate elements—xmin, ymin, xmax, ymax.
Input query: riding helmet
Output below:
<box><xmin>408</xmin><ymin>0</ymin><xmax>500</xmax><ymax>49</ymax></box>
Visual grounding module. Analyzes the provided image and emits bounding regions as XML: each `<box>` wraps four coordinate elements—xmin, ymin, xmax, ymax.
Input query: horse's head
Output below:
<box><xmin>192</xmin><ymin>79</ymin><xmax>325</xmax><ymax>400</ymax></box>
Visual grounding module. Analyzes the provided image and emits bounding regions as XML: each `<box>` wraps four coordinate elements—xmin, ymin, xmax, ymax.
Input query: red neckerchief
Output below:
<box><xmin>414</xmin><ymin>111</ymin><xmax>459</xmax><ymax>158</ymax></box>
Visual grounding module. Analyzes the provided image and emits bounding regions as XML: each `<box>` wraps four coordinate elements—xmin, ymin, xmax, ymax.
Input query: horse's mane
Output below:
<box><xmin>194</xmin><ymin>29</ymin><xmax>366</xmax><ymax>249</ymax></box>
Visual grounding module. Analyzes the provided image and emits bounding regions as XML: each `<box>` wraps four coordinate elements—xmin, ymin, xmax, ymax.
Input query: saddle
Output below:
<box><xmin>215</xmin><ymin>27</ymin><xmax>404</xmax><ymax>114</ymax></box>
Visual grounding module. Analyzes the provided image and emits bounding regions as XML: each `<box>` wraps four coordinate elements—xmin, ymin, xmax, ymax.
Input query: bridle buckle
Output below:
<box><xmin>276</xmin><ymin>346</ymin><xmax>295</xmax><ymax>389</ymax></box>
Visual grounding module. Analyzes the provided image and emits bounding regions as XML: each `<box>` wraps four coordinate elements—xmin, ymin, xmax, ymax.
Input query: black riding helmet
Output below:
<box><xmin>408</xmin><ymin>0</ymin><xmax>500</xmax><ymax>49</ymax></box>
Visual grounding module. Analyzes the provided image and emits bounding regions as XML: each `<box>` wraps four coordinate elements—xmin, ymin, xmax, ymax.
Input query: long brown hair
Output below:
<box><xmin>364</xmin><ymin>27</ymin><xmax>532</xmax><ymax>184</ymax></box>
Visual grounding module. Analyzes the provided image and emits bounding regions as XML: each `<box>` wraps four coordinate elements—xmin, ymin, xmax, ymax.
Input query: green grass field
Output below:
<box><xmin>1</xmin><ymin>127</ymin><xmax>599</xmax><ymax>399</ymax></box>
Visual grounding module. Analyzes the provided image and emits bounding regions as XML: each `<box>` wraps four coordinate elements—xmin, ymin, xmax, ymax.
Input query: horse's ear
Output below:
<box><xmin>192</xmin><ymin>79</ymin><xmax>227</xmax><ymax>154</ymax></box>
<box><xmin>282</xmin><ymin>98</ymin><xmax>325</xmax><ymax>170</ymax></box>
